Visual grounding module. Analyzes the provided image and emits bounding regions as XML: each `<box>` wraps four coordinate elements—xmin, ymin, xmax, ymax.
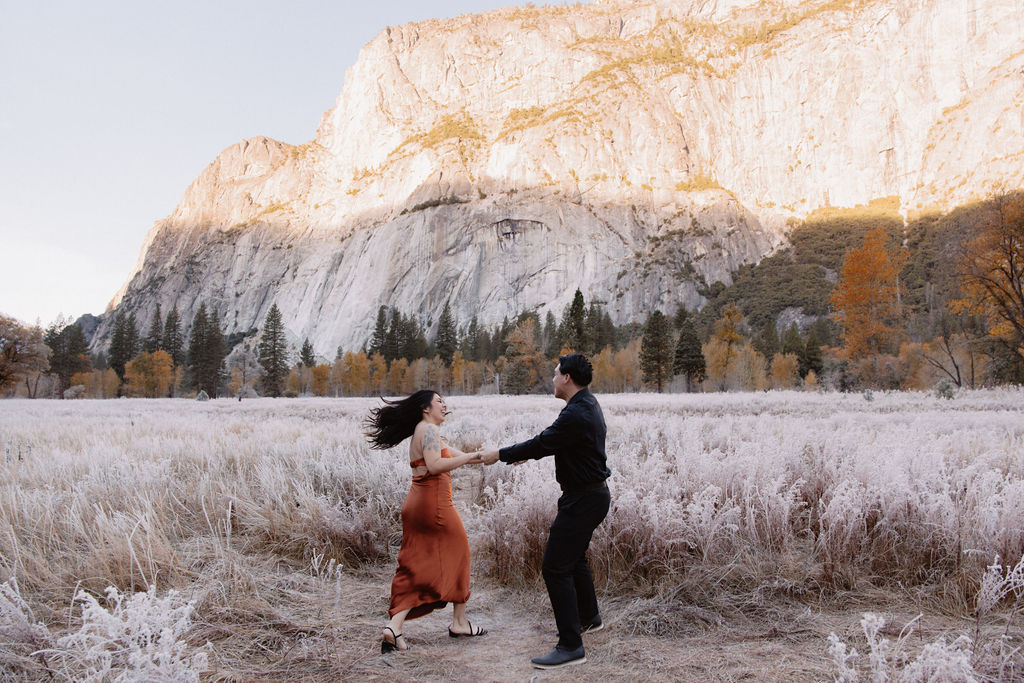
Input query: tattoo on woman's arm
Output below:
<box><xmin>424</xmin><ymin>425</ymin><xmax>441</xmax><ymax>454</ymax></box>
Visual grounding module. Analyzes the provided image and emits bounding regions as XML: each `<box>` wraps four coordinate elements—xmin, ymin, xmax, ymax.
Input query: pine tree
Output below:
<box><xmin>479</xmin><ymin>327</ymin><xmax>494</xmax><ymax>363</ymax></box>
<box><xmin>187</xmin><ymin>304</ymin><xmax>209</xmax><ymax>394</ymax></box>
<box><xmin>585</xmin><ymin>303</ymin><xmax>605</xmax><ymax>355</ymax></box>
<box><xmin>299</xmin><ymin>337</ymin><xmax>316</xmax><ymax>367</ymax></box>
<box><xmin>640</xmin><ymin>310</ymin><xmax>673</xmax><ymax>392</ymax></box>
<box><xmin>562</xmin><ymin>289</ymin><xmax>587</xmax><ymax>352</ymax></box>
<box><xmin>601</xmin><ymin>312</ymin><xmax>617</xmax><ymax>351</ymax></box>
<box><xmin>161</xmin><ymin>306</ymin><xmax>185</xmax><ymax>367</ymax></box>
<box><xmin>126</xmin><ymin>313</ymin><xmax>139</xmax><ymax>362</ymax></box>
<box><xmin>673</xmin><ymin>314</ymin><xmax>706</xmax><ymax>392</ymax></box>
<box><xmin>435</xmin><ymin>301</ymin><xmax>458</xmax><ymax>366</ymax></box>
<box><xmin>781</xmin><ymin>323</ymin><xmax>804</xmax><ymax>358</ymax></box>
<box><xmin>45</xmin><ymin>321</ymin><xmax>91</xmax><ymax>393</ymax></box>
<box><xmin>384</xmin><ymin>308</ymin><xmax>401</xmax><ymax>362</ymax></box>
<box><xmin>462</xmin><ymin>316</ymin><xmax>480</xmax><ymax>362</ymax></box>
<box><xmin>673</xmin><ymin>305</ymin><xmax>691</xmax><ymax>331</ymax></box>
<box><xmin>369</xmin><ymin>306</ymin><xmax>388</xmax><ymax>358</ymax></box>
<box><xmin>108</xmin><ymin>311</ymin><xmax>138</xmax><ymax>382</ymax></box>
<box><xmin>754</xmin><ymin>319</ymin><xmax>780</xmax><ymax>362</ymax></box>
<box><xmin>801</xmin><ymin>330</ymin><xmax>824</xmax><ymax>378</ymax></box>
<box><xmin>541</xmin><ymin>311</ymin><xmax>558</xmax><ymax>358</ymax></box>
<box><xmin>258</xmin><ymin>303</ymin><xmax>289</xmax><ymax>397</ymax></box>
<box><xmin>202</xmin><ymin>308</ymin><xmax>226</xmax><ymax>397</ymax></box>
<box><xmin>143</xmin><ymin>305</ymin><xmax>163</xmax><ymax>353</ymax></box>
<box><xmin>399</xmin><ymin>314</ymin><xmax>427</xmax><ymax>361</ymax></box>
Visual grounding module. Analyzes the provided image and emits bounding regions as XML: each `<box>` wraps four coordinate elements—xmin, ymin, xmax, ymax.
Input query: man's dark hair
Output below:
<box><xmin>558</xmin><ymin>353</ymin><xmax>593</xmax><ymax>387</ymax></box>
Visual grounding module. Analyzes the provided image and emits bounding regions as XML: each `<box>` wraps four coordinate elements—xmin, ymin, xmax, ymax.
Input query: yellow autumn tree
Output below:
<box><xmin>725</xmin><ymin>343</ymin><xmax>767</xmax><ymax>391</ymax></box>
<box><xmin>101</xmin><ymin>368</ymin><xmax>121</xmax><ymax>398</ymax></box>
<box><xmin>407</xmin><ymin>358</ymin><xmax>429</xmax><ymax>392</ymax></box>
<box><xmin>369</xmin><ymin>353</ymin><xmax>387</xmax><ymax>395</ymax></box>
<box><xmin>462</xmin><ymin>360</ymin><xmax>487</xmax><ymax>394</ymax></box>
<box><xmin>590</xmin><ymin>346</ymin><xmax>615</xmax><ymax>393</ymax></box>
<box><xmin>703</xmin><ymin>305</ymin><xmax>747</xmax><ymax>391</ymax></box>
<box><xmin>502</xmin><ymin>318</ymin><xmax>547</xmax><ymax>394</ymax></box>
<box><xmin>311</xmin><ymin>364</ymin><xmax>331</xmax><ymax>396</ymax></box>
<box><xmin>829</xmin><ymin>225</ymin><xmax>908</xmax><ymax>359</ymax></box>
<box><xmin>769</xmin><ymin>353</ymin><xmax>800</xmax><ymax>389</ymax></box>
<box><xmin>428</xmin><ymin>355</ymin><xmax>449</xmax><ymax>392</ymax></box>
<box><xmin>285</xmin><ymin>368</ymin><xmax>302</xmax><ymax>397</ymax></box>
<box><xmin>954</xmin><ymin>192</ymin><xmax>1024</xmax><ymax>359</ymax></box>
<box><xmin>342</xmin><ymin>351</ymin><xmax>371</xmax><ymax>396</ymax></box>
<box><xmin>386</xmin><ymin>358</ymin><xmax>409</xmax><ymax>395</ymax></box>
<box><xmin>611</xmin><ymin>339</ymin><xmax>642</xmax><ymax>392</ymax></box>
<box><xmin>124</xmin><ymin>350</ymin><xmax>174</xmax><ymax>398</ymax></box>
<box><xmin>450</xmin><ymin>351</ymin><xmax>466</xmax><ymax>394</ymax></box>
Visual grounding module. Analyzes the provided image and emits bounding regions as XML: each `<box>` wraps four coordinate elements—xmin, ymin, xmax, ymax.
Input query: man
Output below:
<box><xmin>480</xmin><ymin>353</ymin><xmax>611</xmax><ymax>669</ymax></box>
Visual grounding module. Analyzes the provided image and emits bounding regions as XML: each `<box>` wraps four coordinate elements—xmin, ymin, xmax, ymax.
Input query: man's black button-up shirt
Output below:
<box><xmin>498</xmin><ymin>388</ymin><xmax>611</xmax><ymax>491</ymax></box>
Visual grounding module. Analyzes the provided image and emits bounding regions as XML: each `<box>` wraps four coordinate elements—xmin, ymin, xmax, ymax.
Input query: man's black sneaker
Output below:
<box><xmin>531</xmin><ymin>645</ymin><xmax>586</xmax><ymax>669</ymax></box>
<box><xmin>581</xmin><ymin>617</ymin><xmax>604</xmax><ymax>633</ymax></box>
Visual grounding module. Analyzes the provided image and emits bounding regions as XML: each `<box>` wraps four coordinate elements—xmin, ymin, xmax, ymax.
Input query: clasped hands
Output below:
<box><xmin>466</xmin><ymin>449</ymin><xmax>501</xmax><ymax>466</ymax></box>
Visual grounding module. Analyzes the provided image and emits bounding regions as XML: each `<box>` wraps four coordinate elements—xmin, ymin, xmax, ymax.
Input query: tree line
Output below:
<box><xmin>3</xmin><ymin>192</ymin><xmax>1022</xmax><ymax>398</ymax></box>
<box><xmin>0</xmin><ymin>303</ymin><xmax>230</xmax><ymax>399</ymax></box>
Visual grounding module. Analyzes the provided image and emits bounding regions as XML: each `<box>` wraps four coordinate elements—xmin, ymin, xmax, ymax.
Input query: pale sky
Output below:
<box><xmin>0</xmin><ymin>0</ymin><xmax>578</xmax><ymax>327</ymax></box>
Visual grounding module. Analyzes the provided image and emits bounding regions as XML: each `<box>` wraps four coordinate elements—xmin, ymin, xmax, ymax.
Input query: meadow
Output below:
<box><xmin>1</xmin><ymin>390</ymin><xmax>1023</xmax><ymax>681</ymax></box>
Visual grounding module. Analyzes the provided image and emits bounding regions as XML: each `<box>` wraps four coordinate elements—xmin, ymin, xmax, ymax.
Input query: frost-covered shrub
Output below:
<box><xmin>934</xmin><ymin>378</ymin><xmax>956</xmax><ymax>400</ymax></box>
<box><xmin>46</xmin><ymin>585</ymin><xmax>208</xmax><ymax>682</ymax></box>
<box><xmin>829</xmin><ymin>613</ymin><xmax>977</xmax><ymax>682</ymax></box>
<box><xmin>0</xmin><ymin>578</ymin><xmax>53</xmax><ymax>676</ymax></box>
<box><xmin>1</xmin><ymin>391</ymin><xmax>1022</xmax><ymax>608</ymax></box>
<box><xmin>465</xmin><ymin>390</ymin><xmax>1024</xmax><ymax>593</ymax></box>
<box><xmin>827</xmin><ymin>556</ymin><xmax>1024</xmax><ymax>681</ymax></box>
<box><xmin>235</xmin><ymin>435</ymin><xmax>408</xmax><ymax>564</ymax></box>
<box><xmin>474</xmin><ymin>462</ymin><xmax>561</xmax><ymax>585</ymax></box>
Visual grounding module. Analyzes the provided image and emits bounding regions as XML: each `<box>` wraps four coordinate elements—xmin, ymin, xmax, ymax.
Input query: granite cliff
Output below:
<box><xmin>95</xmin><ymin>0</ymin><xmax>1024</xmax><ymax>358</ymax></box>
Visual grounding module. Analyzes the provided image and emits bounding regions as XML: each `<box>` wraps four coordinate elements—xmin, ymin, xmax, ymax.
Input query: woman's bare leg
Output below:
<box><xmin>384</xmin><ymin>609</ymin><xmax>411</xmax><ymax>650</ymax></box>
<box><xmin>451</xmin><ymin>602</ymin><xmax>469</xmax><ymax>630</ymax></box>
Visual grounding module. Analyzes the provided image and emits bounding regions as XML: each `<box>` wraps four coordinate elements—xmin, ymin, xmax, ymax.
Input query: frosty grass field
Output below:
<box><xmin>1</xmin><ymin>389</ymin><xmax>1023</xmax><ymax>681</ymax></box>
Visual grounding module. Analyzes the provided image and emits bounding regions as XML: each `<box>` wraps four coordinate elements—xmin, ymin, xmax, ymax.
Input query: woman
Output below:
<box><xmin>364</xmin><ymin>389</ymin><xmax>488</xmax><ymax>653</ymax></box>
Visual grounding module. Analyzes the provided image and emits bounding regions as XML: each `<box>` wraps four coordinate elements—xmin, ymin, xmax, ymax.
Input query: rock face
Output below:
<box><xmin>95</xmin><ymin>0</ymin><xmax>1024</xmax><ymax>358</ymax></box>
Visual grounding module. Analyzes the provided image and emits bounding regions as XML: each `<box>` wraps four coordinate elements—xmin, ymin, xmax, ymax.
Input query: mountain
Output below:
<box><xmin>92</xmin><ymin>0</ymin><xmax>1024</xmax><ymax>358</ymax></box>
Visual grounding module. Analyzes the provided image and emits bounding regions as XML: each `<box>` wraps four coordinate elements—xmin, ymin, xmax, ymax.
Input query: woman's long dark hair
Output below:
<box><xmin>364</xmin><ymin>389</ymin><xmax>438</xmax><ymax>450</ymax></box>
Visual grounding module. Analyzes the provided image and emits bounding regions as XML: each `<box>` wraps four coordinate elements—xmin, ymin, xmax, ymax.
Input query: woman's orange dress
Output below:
<box><xmin>388</xmin><ymin>448</ymin><xmax>471</xmax><ymax>619</ymax></box>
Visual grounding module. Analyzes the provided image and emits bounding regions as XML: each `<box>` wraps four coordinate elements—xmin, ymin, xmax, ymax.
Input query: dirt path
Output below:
<box><xmin>195</xmin><ymin>561</ymin><xmax>995</xmax><ymax>683</ymax></box>
<box><xmin>194</xmin><ymin>478</ymin><xmax>1008</xmax><ymax>681</ymax></box>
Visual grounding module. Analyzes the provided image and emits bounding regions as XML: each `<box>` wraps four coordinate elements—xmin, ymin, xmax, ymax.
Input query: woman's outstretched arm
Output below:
<box><xmin>416</xmin><ymin>423</ymin><xmax>482</xmax><ymax>474</ymax></box>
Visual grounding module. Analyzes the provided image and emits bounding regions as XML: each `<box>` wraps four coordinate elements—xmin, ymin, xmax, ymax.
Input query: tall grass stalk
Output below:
<box><xmin>0</xmin><ymin>390</ymin><xmax>1021</xmax><ymax>678</ymax></box>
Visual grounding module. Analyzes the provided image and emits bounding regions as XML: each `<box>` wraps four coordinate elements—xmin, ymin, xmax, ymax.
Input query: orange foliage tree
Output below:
<box><xmin>954</xmin><ymin>193</ymin><xmax>1024</xmax><ymax>358</ymax></box>
<box><xmin>769</xmin><ymin>353</ymin><xmax>800</xmax><ymax>389</ymax></box>
<box><xmin>502</xmin><ymin>318</ymin><xmax>549</xmax><ymax>394</ymax></box>
<box><xmin>124</xmin><ymin>350</ymin><xmax>174</xmax><ymax>398</ymax></box>
<box><xmin>341</xmin><ymin>351</ymin><xmax>371</xmax><ymax>396</ymax></box>
<box><xmin>703</xmin><ymin>305</ymin><xmax>746</xmax><ymax>390</ymax></box>
<box><xmin>311</xmin><ymin>364</ymin><xmax>331</xmax><ymax>396</ymax></box>
<box><xmin>829</xmin><ymin>226</ymin><xmax>908</xmax><ymax>359</ymax></box>
<box><xmin>369</xmin><ymin>353</ymin><xmax>387</xmax><ymax>395</ymax></box>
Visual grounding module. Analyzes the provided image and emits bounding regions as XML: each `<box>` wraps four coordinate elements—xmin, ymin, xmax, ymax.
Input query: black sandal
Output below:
<box><xmin>381</xmin><ymin>626</ymin><xmax>406</xmax><ymax>653</ymax></box>
<box><xmin>448</xmin><ymin>620</ymin><xmax>488</xmax><ymax>638</ymax></box>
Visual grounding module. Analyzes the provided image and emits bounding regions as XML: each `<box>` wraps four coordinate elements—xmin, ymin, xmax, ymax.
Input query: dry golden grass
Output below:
<box><xmin>1</xmin><ymin>393</ymin><xmax>1022</xmax><ymax>680</ymax></box>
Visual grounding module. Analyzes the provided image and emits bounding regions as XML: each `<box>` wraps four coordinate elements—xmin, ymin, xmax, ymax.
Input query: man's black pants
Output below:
<box><xmin>542</xmin><ymin>484</ymin><xmax>611</xmax><ymax>650</ymax></box>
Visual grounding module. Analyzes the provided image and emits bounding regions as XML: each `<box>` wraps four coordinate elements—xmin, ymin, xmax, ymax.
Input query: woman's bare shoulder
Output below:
<box><xmin>416</xmin><ymin>422</ymin><xmax>442</xmax><ymax>453</ymax></box>
<box><xmin>412</xmin><ymin>421</ymin><xmax>434</xmax><ymax>437</ymax></box>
